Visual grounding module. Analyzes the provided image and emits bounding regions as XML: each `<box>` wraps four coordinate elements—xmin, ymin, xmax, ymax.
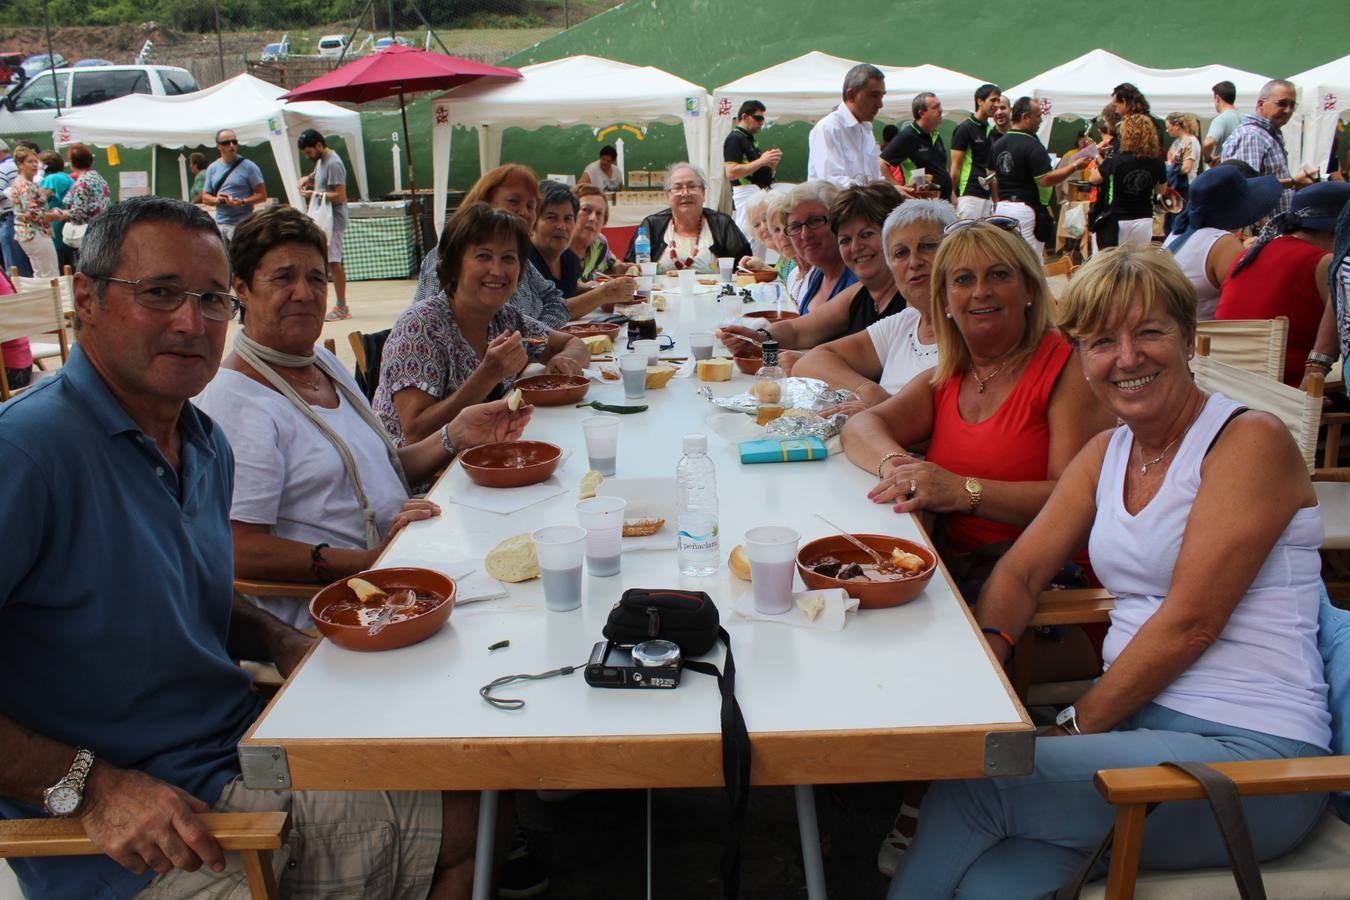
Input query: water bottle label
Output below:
<box><xmin>677</xmin><ymin>520</ymin><xmax>720</xmax><ymax>554</ymax></box>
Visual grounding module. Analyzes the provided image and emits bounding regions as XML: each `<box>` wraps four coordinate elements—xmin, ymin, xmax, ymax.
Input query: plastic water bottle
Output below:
<box><xmin>676</xmin><ymin>433</ymin><xmax>719</xmax><ymax>576</ymax></box>
<box><xmin>634</xmin><ymin>225</ymin><xmax>651</xmax><ymax>263</ymax></box>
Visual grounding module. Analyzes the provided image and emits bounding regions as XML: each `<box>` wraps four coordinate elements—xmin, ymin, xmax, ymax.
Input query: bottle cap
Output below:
<box><xmin>761</xmin><ymin>340</ymin><xmax>780</xmax><ymax>352</ymax></box>
<box><xmin>682</xmin><ymin>433</ymin><xmax>707</xmax><ymax>453</ymax></box>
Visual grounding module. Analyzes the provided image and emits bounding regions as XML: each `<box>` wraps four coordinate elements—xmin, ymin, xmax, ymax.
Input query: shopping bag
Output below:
<box><xmin>307</xmin><ymin>191</ymin><xmax>333</xmax><ymax>239</ymax></box>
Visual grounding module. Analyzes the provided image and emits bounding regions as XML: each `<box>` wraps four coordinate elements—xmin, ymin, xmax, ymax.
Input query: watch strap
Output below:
<box><xmin>1306</xmin><ymin>350</ymin><xmax>1336</xmax><ymax>368</ymax></box>
<box><xmin>964</xmin><ymin>477</ymin><xmax>983</xmax><ymax>513</ymax></box>
<box><xmin>44</xmin><ymin>747</ymin><xmax>94</xmax><ymax>816</ymax></box>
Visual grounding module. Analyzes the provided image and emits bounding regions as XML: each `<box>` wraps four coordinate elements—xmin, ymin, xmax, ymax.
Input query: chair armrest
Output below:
<box><xmin>1313</xmin><ymin>468</ymin><xmax>1350</xmax><ymax>483</ymax></box>
<box><xmin>1030</xmin><ymin>588</ymin><xmax>1115</xmax><ymax>627</ymax></box>
<box><xmin>1094</xmin><ymin>756</ymin><xmax>1350</xmax><ymax>806</ymax></box>
<box><xmin>234</xmin><ymin>578</ymin><xmax>320</xmax><ymax>600</ymax></box>
<box><xmin>0</xmin><ymin>811</ymin><xmax>290</xmax><ymax>858</ymax></box>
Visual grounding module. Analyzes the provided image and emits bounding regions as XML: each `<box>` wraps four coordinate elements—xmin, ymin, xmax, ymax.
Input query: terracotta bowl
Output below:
<box><xmin>513</xmin><ymin>374</ymin><xmax>590</xmax><ymax>407</ymax></box>
<box><xmin>460</xmin><ymin>440</ymin><xmax>562</xmax><ymax>488</ymax></box>
<box><xmin>744</xmin><ymin>309</ymin><xmax>800</xmax><ymax>323</ymax></box>
<box><xmin>752</xmin><ymin>269</ymin><xmax>779</xmax><ymax>284</ymax></box>
<box><xmin>310</xmin><ymin>567</ymin><xmax>456</xmax><ymax>652</ymax></box>
<box><xmin>559</xmin><ymin>322</ymin><xmax>621</xmax><ymax>342</ymax></box>
<box><xmin>796</xmin><ymin>534</ymin><xmax>937</xmax><ymax>609</ymax></box>
<box><xmin>733</xmin><ymin>355</ymin><xmax>763</xmax><ymax>375</ymax></box>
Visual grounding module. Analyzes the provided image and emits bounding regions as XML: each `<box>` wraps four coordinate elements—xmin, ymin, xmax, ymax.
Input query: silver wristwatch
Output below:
<box><xmin>44</xmin><ymin>747</ymin><xmax>95</xmax><ymax>817</ymax></box>
<box><xmin>1055</xmin><ymin>705</ymin><xmax>1083</xmax><ymax>736</ymax></box>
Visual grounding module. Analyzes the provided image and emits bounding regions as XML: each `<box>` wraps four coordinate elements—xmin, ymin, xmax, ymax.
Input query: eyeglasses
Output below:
<box><xmin>943</xmin><ymin>215</ymin><xmax>1021</xmax><ymax>236</ymax></box>
<box><xmin>92</xmin><ymin>276</ymin><xmax>241</xmax><ymax>322</ymax></box>
<box><xmin>217</xmin><ymin>139</ymin><xmax>239</xmax><ymax>146</ymax></box>
<box><xmin>750</xmin><ymin>114</ymin><xmax>765</xmax><ymax>122</ymax></box>
<box><xmin>786</xmin><ymin>214</ymin><xmax>830</xmax><ymax>236</ymax></box>
<box><xmin>667</xmin><ymin>182</ymin><xmax>703</xmax><ymax>195</ymax></box>
<box><xmin>1266</xmin><ymin>99</ymin><xmax>1297</xmax><ymax>111</ymax></box>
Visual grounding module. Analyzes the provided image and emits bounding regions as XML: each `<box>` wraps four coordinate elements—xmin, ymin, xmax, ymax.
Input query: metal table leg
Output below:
<box><xmin>795</xmin><ymin>784</ymin><xmax>827</xmax><ymax>900</ymax></box>
<box><xmin>471</xmin><ymin>789</ymin><xmax>499</xmax><ymax>900</ymax></box>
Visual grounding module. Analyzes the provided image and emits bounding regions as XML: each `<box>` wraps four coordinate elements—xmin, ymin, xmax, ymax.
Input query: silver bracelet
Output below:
<box><xmin>440</xmin><ymin>425</ymin><xmax>456</xmax><ymax>457</ymax></box>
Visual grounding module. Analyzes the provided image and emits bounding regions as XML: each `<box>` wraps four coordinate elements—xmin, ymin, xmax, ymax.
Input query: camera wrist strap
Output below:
<box><xmin>683</xmin><ymin>626</ymin><xmax>751</xmax><ymax>900</ymax></box>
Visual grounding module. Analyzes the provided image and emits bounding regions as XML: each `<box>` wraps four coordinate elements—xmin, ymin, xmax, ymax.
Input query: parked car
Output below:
<box><xmin>374</xmin><ymin>36</ymin><xmax>414</xmax><ymax>51</ymax></box>
<box><xmin>316</xmin><ymin>34</ymin><xmax>349</xmax><ymax>59</ymax></box>
<box><xmin>0</xmin><ymin>64</ymin><xmax>198</xmax><ymax>133</ymax></box>
<box><xmin>13</xmin><ymin>53</ymin><xmax>68</xmax><ymax>83</ymax></box>
<box><xmin>261</xmin><ymin>35</ymin><xmax>290</xmax><ymax>62</ymax></box>
<box><xmin>72</xmin><ymin>58</ymin><xmax>117</xmax><ymax>68</ymax></box>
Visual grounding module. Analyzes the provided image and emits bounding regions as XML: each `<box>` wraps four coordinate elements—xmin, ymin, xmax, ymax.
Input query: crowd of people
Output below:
<box><xmin>3</xmin><ymin>55</ymin><xmax>1350</xmax><ymax>900</ymax></box>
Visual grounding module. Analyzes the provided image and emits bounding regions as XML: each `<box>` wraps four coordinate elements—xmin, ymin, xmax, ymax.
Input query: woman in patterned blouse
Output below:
<box><xmin>54</xmin><ymin>144</ymin><xmax>111</xmax><ymax>258</ymax></box>
<box><xmin>6</xmin><ymin>147</ymin><xmax>57</xmax><ymax>277</ymax></box>
<box><xmin>375</xmin><ymin>203</ymin><xmax>589</xmax><ymax>445</ymax></box>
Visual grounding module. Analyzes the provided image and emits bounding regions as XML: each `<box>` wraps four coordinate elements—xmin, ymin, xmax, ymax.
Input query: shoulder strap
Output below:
<box><xmin>208</xmin><ymin>157</ymin><xmax>246</xmax><ymax>196</ymax></box>
<box><xmin>682</xmin><ymin>625</ymin><xmax>751</xmax><ymax>899</ymax></box>
<box><xmin>1205</xmin><ymin>406</ymin><xmax>1249</xmax><ymax>457</ymax></box>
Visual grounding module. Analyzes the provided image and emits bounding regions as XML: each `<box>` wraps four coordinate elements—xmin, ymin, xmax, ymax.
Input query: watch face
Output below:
<box><xmin>47</xmin><ymin>785</ymin><xmax>81</xmax><ymax>816</ymax></box>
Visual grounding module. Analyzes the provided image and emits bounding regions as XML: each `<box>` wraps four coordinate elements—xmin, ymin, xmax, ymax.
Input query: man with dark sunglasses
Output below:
<box><xmin>723</xmin><ymin>99</ymin><xmax>781</xmax><ymax>239</ymax></box>
<box><xmin>1222</xmin><ymin>78</ymin><xmax>1314</xmax><ymax>216</ymax></box>
<box><xmin>201</xmin><ymin>128</ymin><xmax>267</xmax><ymax>242</ymax></box>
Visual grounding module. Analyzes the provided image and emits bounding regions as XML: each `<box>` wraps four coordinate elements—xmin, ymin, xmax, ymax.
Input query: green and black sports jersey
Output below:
<box><xmin>951</xmin><ymin>115</ymin><xmax>996</xmax><ymax>198</ymax></box>
<box><xmin>723</xmin><ymin>126</ymin><xmax>773</xmax><ymax>189</ymax></box>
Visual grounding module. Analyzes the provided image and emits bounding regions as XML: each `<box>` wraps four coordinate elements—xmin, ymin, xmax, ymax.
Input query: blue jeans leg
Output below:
<box><xmin>0</xmin><ymin>215</ymin><xmax>31</xmax><ymax>277</ymax></box>
<box><xmin>888</xmin><ymin>704</ymin><xmax>1328</xmax><ymax>900</ymax></box>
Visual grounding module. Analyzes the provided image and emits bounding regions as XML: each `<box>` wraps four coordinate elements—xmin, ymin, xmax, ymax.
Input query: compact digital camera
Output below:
<box><xmin>584</xmin><ymin>639</ymin><xmax>682</xmax><ymax>689</ymax></box>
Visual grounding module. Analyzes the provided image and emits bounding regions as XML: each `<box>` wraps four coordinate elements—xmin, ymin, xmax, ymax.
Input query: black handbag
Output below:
<box><xmin>605</xmin><ymin>589</ymin><xmax>751</xmax><ymax>899</ymax></box>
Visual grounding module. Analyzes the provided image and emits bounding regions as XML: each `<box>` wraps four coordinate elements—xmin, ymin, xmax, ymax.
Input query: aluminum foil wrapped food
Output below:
<box><xmin>762</xmin><ymin>408</ymin><xmax>847</xmax><ymax>440</ymax></box>
<box><xmin>706</xmin><ymin>377</ymin><xmax>852</xmax><ymax>415</ymax></box>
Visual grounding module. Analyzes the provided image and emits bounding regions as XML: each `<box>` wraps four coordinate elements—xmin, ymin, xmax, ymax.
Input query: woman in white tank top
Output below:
<box><xmin>887</xmin><ymin>247</ymin><xmax>1330</xmax><ymax>899</ymax></box>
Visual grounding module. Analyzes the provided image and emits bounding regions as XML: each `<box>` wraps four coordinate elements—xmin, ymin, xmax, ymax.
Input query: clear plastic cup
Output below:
<box><xmin>632</xmin><ymin>339</ymin><xmax>660</xmax><ymax>365</ymax></box>
<box><xmin>638</xmin><ymin>261</ymin><xmax>657</xmax><ymax>276</ymax></box>
<box><xmin>532</xmin><ymin>525</ymin><xmax>587</xmax><ymax>611</ymax></box>
<box><xmin>677</xmin><ymin>269</ymin><xmax>697</xmax><ymax>294</ymax></box>
<box><xmin>717</xmin><ymin>257</ymin><xmax>735</xmax><ymax>282</ymax></box>
<box><xmin>689</xmin><ymin>331</ymin><xmax>715</xmax><ymax>360</ymax></box>
<box><xmin>581</xmin><ymin>416</ymin><xmax>620</xmax><ymax>476</ymax></box>
<box><xmin>619</xmin><ymin>352</ymin><xmax>647</xmax><ymax>399</ymax></box>
<box><xmin>744</xmin><ymin>526</ymin><xmax>801</xmax><ymax>614</ymax></box>
<box><xmin>576</xmin><ymin>495</ymin><xmax>627</xmax><ymax>577</ymax></box>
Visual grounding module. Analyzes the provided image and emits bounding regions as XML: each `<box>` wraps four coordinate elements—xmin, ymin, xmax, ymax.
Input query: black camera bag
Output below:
<box><xmin>605</xmin><ymin>588</ymin><xmax>751</xmax><ymax>899</ymax></box>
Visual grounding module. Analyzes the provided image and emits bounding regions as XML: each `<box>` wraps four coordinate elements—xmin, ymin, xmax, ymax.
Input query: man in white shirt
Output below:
<box><xmin>808</xmin><ymin>64</ymin><xmax>887</xmax><ymax>189</ymax></box>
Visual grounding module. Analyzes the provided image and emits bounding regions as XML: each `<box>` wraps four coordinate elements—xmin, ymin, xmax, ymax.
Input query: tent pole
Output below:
<box><xmin>400</xmin><ymin>87</ymin><xmax>423</xmax><ymax>261</ymax></box>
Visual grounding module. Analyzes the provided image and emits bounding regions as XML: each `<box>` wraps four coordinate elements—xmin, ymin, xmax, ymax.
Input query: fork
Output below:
<box><xmin>368</xmin><ymin>589</ymin><xmax>417</xmax><ymax>636</ymax></box>
<box><xmin>813</xmin><ymin>513</ymin><xmax>897</xmax><ymax>571</ymax></box>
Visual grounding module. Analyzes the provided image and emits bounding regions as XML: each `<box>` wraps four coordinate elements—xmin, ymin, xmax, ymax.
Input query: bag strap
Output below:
<box><xmin>208</xmin><ymin>157</ymin><xmax>246</xmax><ymax>197</ymax></box>
<box><xmin>1055</xmin><ymin>760</ymin><xmax>1266</xmax><ymax>900</ymax></box>
<box><xmin>683</xmin><ymin>625</ymin><xmax>751</xmax><ymax>900</ymax></box>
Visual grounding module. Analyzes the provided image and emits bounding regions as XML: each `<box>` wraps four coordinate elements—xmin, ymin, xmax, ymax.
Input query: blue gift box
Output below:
<box><xmin>738</xmin><ymin>437</ymin><xmax>828</xmax><ymax>464</ymax></box>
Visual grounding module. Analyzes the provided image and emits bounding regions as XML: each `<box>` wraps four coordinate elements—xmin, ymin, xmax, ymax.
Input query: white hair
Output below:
<box><xmin>785</xmin><ymin>180</ymin><xmax>839</xmax><ymax>217</ymax></box>
<box><xmin>881</xmin><ymin>199</ymin><xmax>956</xmax><ymax>249</ymax></box>
<box><xmin>662</xmin><ymin>162</ymin><xmax>707</xmax><ymax>191</ymax></box>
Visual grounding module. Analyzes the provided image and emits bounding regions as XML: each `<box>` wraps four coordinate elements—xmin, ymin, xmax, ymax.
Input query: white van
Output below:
<box><xmin>0</xmin><ymin>64</ymin><xmax>197</xmax><ymax>134</ymax></box>
<box><xmin>316</xmin><ymin>35</ymin><xmax>349</xmax><ymax>59</ymax></box>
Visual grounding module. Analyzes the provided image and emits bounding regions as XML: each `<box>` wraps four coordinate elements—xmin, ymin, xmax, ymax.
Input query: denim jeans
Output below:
<box><xmin>888</xmin><ymin>703</ymin><xmax>1328</xmax><ymax>900</ymax></box>
<box><xmin>0</xmin><ymin>214</ymin><xmax>32</xmax><ymax>278</ymax></box>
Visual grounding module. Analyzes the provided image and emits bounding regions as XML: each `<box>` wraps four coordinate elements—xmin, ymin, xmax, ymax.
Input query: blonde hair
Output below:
<box><xmin>930</xmin><ymin>224</ymin><xmax>1052</xmax><ymax>385</ymax></box>
<box><xmin>1057</xmin><ymin>246</ymin><xmax>1197</xmax><ymax>344</ymax></box>
<box><xmin>1166</xmin><ymin>112</ymin><xmax>1199</xmax><ymax>136</ymax></box>
<box><xmin>1118</xmin><ymin>114</ymin><xmax>1161</xmax><ymax>158</ymax></box>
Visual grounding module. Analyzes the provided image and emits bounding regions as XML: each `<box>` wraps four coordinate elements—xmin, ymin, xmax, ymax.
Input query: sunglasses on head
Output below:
<box><xmin>218</xmin><ymin>139</ymin><xmax>239</xmax><ymax>146</ymax></box>
<box><xmin>943</xmin><ymin>216</ymin><xmax>1021</xmax><ymax>236</ymax></box>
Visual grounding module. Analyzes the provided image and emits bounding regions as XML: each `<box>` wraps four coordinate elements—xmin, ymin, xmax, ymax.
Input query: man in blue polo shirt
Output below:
<box><xmin>201</xmin><ymin>128</ymin><xmax>267</xmax><ymax>242</ymax></box>
<box><xmin>0</xmin><ymin>198</ymin><xmax>478</xmax><ymax>899</ymax></box>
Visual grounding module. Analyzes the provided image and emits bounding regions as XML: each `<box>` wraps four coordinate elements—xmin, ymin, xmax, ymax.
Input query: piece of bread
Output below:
<box><xmin>728</xmin><ymin>544</ymin><xmax>751</xmax><ymax>581</ymax></box>
<box><xmin>506</xmin><ymin>387</ymin><xmax>523</xmax><ymax>411</ymax></box>
<box><xmin>579</xmin><ymin>470</ymin><xmax>603</xmax><ymax>500</ymax></box>
<box><xmin>484</xmin><ymin>533</ymin><xmax>539</xmax><ymax>583</ymax></box>
<box><xmin>889</xmin><ymin>547</ymin><xmax>928</xmax><ymax>574</ymax></box>
<box><xmin>622</xmin><ymin>517</ymin><xmax>665</xmax><ymax>537</ymax></box>
<box><xmin>650</xmin><ymin>295</ymin><xmax>667</xmax><ymax>311</ymax></box>
<box><xmin>697</xmin><ymin>358</ymin><xmax>733</xmax><ymax>382</ymax></box>
<box><xmin>581</xmin><ymin>333</ymin><xmax>613</xmax><ymax>355</ymax></box>
<box><xmin>749</xmin><ymin>380</ymin><xmax>782</xmax><ymax>403</ymax></box>
<box><xmin>797</xmin><ymin>592</ymin><xmax>825</xmax><ymax>622</ymax></box>
<box><xmin>645</xmin><ymin>365</ymin><xmax>678</xmax><ymax>389</ymax></box>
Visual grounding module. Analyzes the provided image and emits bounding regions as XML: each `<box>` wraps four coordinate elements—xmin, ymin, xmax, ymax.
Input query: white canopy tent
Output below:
<box><xmin>430</xmin><ymin>55</ymin><xmax>712</xmax><ymax>236</ymax></box>
<box><xmin>52</xmin><ymin>74</ymin><xmax>370</xmax><ymax>209</ymax></box>
<box><xmin>1290</xmin><ymin>54</ymin><xmax>1350</xmax><ymax>173</ymax></box>
<box><xmin>707</xmin><ymin>51</ymin><xmax>990</xmax><ymax>209</ymax></box>
<box><xmin>1005</xmin><ymin>49</ymin><xmax>1297</xmax><ymax>159</ymax></box>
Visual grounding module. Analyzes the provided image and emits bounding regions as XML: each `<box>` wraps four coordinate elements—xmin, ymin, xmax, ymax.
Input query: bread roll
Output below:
<box><xmin>696</xmin><ymin>358</ymin><xmax>733</xmax><ymax>382</ymax></box>
<box><xmin>484</xmin><ymin>533</ymin><xmax>539</xmax><ymax>583</ymax></box>
<box><xmin>645</xmin><ymin>365</ymin><xmax>677</xmax><ymax>389</ymax></box>
<box><xmin>728</xmin><ymin>544</ymin><xmax>751</xmax><ymax>580</ymax></box>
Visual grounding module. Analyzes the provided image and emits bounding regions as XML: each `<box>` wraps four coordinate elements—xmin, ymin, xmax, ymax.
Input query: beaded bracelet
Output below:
<box><xmin>980</xmin><ymin>626</ymin><xmax>1016</xmax><ymax>654</ymax></box>
<box><xmin>310</xmin><ymin>542</ymin><xmax>331</xmax><ymax>582</ymax></box>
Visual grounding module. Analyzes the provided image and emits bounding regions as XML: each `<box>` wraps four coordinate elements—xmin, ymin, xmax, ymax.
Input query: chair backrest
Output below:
<box><xmin>348</xmin><ymin>329</ymin><xmax>389</xmax><ymax>401</ymax></box>
<box><xmin>9</xmin><ymin>268</ymin><xmax>74</xmax><ymax>313</ymax></box>
<box><xmin>1195</xmin><ymin>317</ymin><xmax>1288</xmax><ymax>381</ymax></box>
<box><xmin>1193</xmin><ymin>336</ymin><xmax>1321</xmax><ymax>472</ymax></box>
<box><xmin>0</xmin><ymin>280</ymin><xmax>68</xmax><ymax>400</ymax></box>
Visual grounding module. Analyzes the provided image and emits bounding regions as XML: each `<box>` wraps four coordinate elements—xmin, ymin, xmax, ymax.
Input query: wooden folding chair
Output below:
<box><xmin>1195</xmin><ymin>317</ymin><xmax>1289</xmax><ymax>381</ymax></box>
<box><xmin>0</xmin><ymin>280</ymin><xmax>68</xmax><ymax>400</ymax></box>
<box><xmin>0</xmin><ymin>812</ymin><xmax>290</xmax><ymax>900</ymax></box>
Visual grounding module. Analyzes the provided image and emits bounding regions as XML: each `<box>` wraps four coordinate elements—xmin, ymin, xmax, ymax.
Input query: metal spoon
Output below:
<box><xmin>813</xmin><ymin>513</ymin><xmax>896</xmax><ymax>571</ymax></box>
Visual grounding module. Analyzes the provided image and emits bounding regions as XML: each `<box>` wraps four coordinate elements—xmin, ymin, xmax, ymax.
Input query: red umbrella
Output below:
<box><xmin>282</xmin><ymin>46</ymin><xmax>520</xmax><ymax>255</ymax></box>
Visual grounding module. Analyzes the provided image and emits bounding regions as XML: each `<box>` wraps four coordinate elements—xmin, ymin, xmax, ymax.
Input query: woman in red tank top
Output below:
<box><xmin>843</xmin><ymin>222</ymin><xmax>1114</xmax><ymax>563</ymax></box>
<box><xmin>1215</xmin><ymin>193</ymin><xmax>1341</xmax><ymax>386</ymax></box>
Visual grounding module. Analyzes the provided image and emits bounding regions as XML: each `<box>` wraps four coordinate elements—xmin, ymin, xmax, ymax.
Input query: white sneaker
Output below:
<box><xmin>876</xmin><ymin>801</ymin><xmax>921</xmax><ymax>877</ymax></box>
